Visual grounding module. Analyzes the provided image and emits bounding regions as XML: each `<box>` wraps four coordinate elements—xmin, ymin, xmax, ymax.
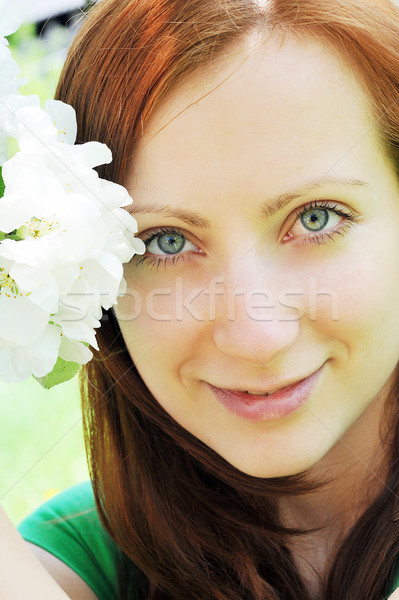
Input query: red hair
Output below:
<box><xmin>57</xmin><ymin>1</ymin><xmax>399</xmax><ymax>598</ymax></box>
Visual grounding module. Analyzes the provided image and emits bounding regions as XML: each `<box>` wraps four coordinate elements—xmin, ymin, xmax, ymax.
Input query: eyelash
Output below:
<box><xmin>134</xmin><ymin>201</ymin><xmax>359</xmax><ymax>271</ymax></box>
<box><xmin>289</xmin><ymin>200</ymin><xmax>359</xmax><ymax>247</ymax></box>
<box><xmin>134</xmin><ymin>226</ymin><xmax>197</xmax><ymax>271</ymax></box>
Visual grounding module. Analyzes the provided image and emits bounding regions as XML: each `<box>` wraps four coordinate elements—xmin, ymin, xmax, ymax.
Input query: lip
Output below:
<box><xmin>206</xmin><ymin>365</ymin><xmax>324</xmax><ymax>422</ymax></box>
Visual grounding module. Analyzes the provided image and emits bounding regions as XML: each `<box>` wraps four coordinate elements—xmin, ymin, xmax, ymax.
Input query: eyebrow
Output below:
<box><xmin>126</xmin><ymin>177</ymin><xmax>368</xmax><ymax>229</ymax></box>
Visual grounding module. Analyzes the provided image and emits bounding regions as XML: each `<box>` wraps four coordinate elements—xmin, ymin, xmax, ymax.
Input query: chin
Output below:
<box><xmin>225</xmin><ymin>456</ymin><xmax>317</xmax><ymax>479</ymax></box>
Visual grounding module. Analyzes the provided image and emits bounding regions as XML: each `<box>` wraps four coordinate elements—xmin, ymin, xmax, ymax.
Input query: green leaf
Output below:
<box><xmin>34</xmin><ymin>357</ymin><xmax>81</xmax><ymax>390</ymax></box>
<box><xmin>0</xmin><ymin>229</ymin><xmax>23</xmax><ymax>242</ymax></box>
<box><xmin>0</xmin><ymin>167</ymin><xmax>4</xmax><ymax>199</ymax></box>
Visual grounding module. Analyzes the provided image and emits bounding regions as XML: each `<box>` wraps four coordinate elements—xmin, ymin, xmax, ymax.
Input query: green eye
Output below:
<box><xmin>300</xmin><ymin>208</ymin><xmax>329</xmax><ymax>232</ymax></box>
<box><xmin>283</xmin><ymin>200</ymin><xmax>359</xmax><ymax>247</ymax></box>
<box><xmin>134</xmin><ymin>226</ymin><xmax>201</xmax><ymax>271</ymax></box>
<box><xmin>155</xmin><ymin>233</ymin><xmax>186</xmax><ymax>254</ymax></box>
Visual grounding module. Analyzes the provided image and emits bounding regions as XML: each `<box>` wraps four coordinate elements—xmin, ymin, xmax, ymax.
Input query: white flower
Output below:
<box><xmin>0</xmin><ymin>94</ymin><xmax>40</xmax><ymax>139</ymax></box>
<box><xmin>0</xmin><ymin>254</ymin><xmax>62</xmax><ymax>382</ymax></box>
<box><xmin>0</xmin><ymin>67</ymin><xmax>25</xmax><ymax>165</ymax></box>
<box><xmin>0</xmin><ymin>5</ymin><xmax>145</xmax><ymax>385</ymax></box>
<box><xmin>0</xmin><ymin>1</ymin><xmax>25</xmax><ymax>164</ymax></box>
<box><xmin>45</xmin><ymin>99</ymin><xmax>77</xmax><ymax>145</ymax></box>
<box><xmin>11</xmin><ymin>100</ymin><xmax>77</xmax><ymax>152</ymax></box>
<box><xmin>0</xmin><ymin>324</ymin><xmax>62</xmax><ymax>383</ymax></box>
<box><xmin>0</xmin><ymin>0</ymin><xmax>24</xmax><ymax>38</ymax></box>
<box><xmin>0</xmin><ymin>98</ymin><xmax>145</xmax><ymax>384</ymax></box>
<box><xmin>0</xmin><ymin>45</ymin><xmax>20</xmax><ymax>95</ymax></box>
<box><xmin>0</xmin><ymin>256</ymin><xmax>59</xmax><ymax>347</ymax></box>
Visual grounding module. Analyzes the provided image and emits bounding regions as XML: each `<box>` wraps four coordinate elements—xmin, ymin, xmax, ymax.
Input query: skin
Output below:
<box><xmin>0</xmin><ymin>507</ymin><xmax>72</xmax><ymax>599</ymax></box>
<box><xmin>113</xmin><ymin>31</ymin><xmax>399</xmax><ymax>593</ymax></box>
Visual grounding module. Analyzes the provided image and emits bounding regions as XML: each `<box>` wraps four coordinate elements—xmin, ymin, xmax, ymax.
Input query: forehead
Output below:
<box><xmin>127</xmin><ymin>33</ymin><xmax>385</xmax><ymax>206</ymax></box>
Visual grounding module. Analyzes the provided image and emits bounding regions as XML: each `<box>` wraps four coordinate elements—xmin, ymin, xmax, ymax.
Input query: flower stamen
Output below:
<box><xmin>17</xmin><ymin>216</ymin><xmax>58</xmax><ymax>239</ymax></box>
<box><xmin>0</xmin><ymin>266</ymin><xmax>22</xmax><ymax>298</ymax></box>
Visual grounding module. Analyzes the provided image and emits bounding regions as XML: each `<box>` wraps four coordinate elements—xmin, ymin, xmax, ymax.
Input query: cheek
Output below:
<box><xmin>299</xmin><ymin>226</ymin><xmax>399</xmax><ymax>372</ymax></box>
<box><xmin>114</xmin><ymin>272</ymin><xmax>207</xmax><ymax>375</ymax></box>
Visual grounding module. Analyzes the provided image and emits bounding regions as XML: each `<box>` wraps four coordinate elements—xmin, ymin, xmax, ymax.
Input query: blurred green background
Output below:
<box><xmin>1</xmin><ymin>21</ymin><xmax>89</xmax><ymax>526</ymax></box>
<box><xmin>0</xmin><ymin>376</ymin><xmax>88</xmax><ymax>525</ymax></box>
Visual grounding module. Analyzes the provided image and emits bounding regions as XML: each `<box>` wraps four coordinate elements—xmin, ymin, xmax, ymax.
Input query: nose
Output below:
<box><xmin>211</xmin><ymin>271</ymin><xmax>300</xmax><ymax>367</ymax></box>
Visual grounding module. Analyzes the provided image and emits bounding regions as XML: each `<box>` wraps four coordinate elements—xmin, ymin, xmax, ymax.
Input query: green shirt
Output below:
<box><xmin>18</xmin><ymin>481</ymin><xmax>122</xmax><ymax>600</ymax></box>
<box><xmin>17</xmin><ymin>481</ymin><xmax>399</xmax><ymax>599</ymax></box>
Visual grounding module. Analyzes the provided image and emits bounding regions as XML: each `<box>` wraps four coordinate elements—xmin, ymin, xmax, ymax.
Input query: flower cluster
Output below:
<box><xmin>0</xmin><ymin>0</ymin><xmax>24</xmax><ymax>163</ymax></box>
<box><xmin>0</xmin><ymin>5</ymin><xmax>145</xmax><ymax>387</ymax></box>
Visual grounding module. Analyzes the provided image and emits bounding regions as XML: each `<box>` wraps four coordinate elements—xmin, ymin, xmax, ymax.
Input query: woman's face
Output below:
<box><xmin>115</xmin><ymin>33</ymin><xmax>399</xmax><ymax>477</ymax></box>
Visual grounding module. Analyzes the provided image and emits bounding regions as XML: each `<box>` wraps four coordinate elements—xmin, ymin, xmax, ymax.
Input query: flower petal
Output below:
<box><xmin>15</xmin><ymin>105</ymin><xmax>58</xmax><ymax>152</ymax></box>
<box><xmin>59</xmin><ymin>337</ymin><xmax>93</xmax><ymax>364</ymax></box>
<box><xmin>0</xmin><ymin>0</ymin><xmax>24</xmax><ymax>37</ymax></box>
<box><xmin>44</xmin><ymin>99</ymin><xmax>77</xmax><ymax>145</ymax></box>
<box><xmin>0</xmin><ymin>293</ymin><xmax>51</xmax><ymax>346</ymax></box>
<box><xmin>12</xmin><ymin>323</ymin><xmax>61</xmax><ymax>378</ymax></box>
<box><xmin>0</xmin><ymin>347</ymin><xmax>25</xmax><ymax>382</ymax></box>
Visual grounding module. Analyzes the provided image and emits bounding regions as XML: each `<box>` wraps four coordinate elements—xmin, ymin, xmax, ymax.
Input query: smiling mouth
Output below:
<box><xmin>211</xmin><ymin>375</ymin><xmax>310</xmax><ymax>398</ymax></box>
<box><xmin>205</xmin><ymin>366</ymin><xmax>324</xmax><ymax>422</ymax></box>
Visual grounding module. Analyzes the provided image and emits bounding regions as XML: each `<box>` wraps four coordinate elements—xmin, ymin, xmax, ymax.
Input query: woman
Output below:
<box><xmin>16</xmin><ymin>0</ymin><xmax>399</xmax><ymax>598</ymax></box>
